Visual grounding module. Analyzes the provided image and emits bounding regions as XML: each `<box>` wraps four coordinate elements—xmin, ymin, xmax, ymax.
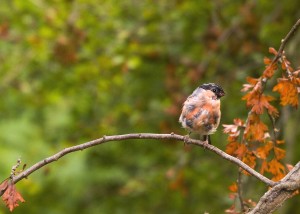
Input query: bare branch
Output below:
<box><xmin>272</xmin><ymin>18</ymin><xmax>300</xmax><ymax>63</ymax></box>
<box><xmin>11</xmin><ymin>133</ymin><xmax>276</xmax><ymax>187</ymax></box>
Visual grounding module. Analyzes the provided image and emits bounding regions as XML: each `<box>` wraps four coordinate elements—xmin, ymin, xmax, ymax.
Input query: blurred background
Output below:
<box><xmin>0</xmin><ymin>0</ymin><xmax>300</xmax><ymax>213</ymax></box>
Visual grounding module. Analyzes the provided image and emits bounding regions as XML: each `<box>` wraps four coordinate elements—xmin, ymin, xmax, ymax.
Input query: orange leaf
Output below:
<box><xmin>263</xmin><ymin>57</ymin><xmax>272</xmax><ymax>65</ymax></box>
<box><xmin>246</xmin><ymin>76</ymin><xmax>260</xmax><ymax>85</ymax></box>
<box><xmin>226</xmin><ymin>141</ymin><xmax>239</xmax><ymax>155</ymax></box>
<box><xmin>241</xmin><ymin>77</ymin><xmax>259</xmax><ymax>92</ymax></box>
<box><xmin>253</xmin><ymin>95</ymin><xmax>278</xmax><ymax>116</ymax></box>
<box><xmin>274</xmin><ymin>147</ymin><xmax>286</xmax><ymax>160</ymax></box>
<box><xmin>234</xmin><ymin>143</ymin><xmax>247</xmax><ymax>159</ymax></box>
<box><xmin>276</xmin><ymin>140</ymin><xmax>285</xmax><ymax>144</ymax></box>
<box><xmin>273</xmin><ymin>78</ymin><xmax>298</xmax><ymax>108</ymax></box>
<box><xmin>242</xmin><ymin>152</ymin><xmax>256</xmax><ymax>170</ymax></box>
<box><xmin>242</xmin><ymin>91</ymin><xmax>278</xmax><ymax>116</ymax></box>
<box><xmin>228</xmin><ymin>182</ymin><xmax>238</xmax><ymax>192</ymax></box>
<box><xmin>255</xmin><ymin>141</ymin><xmax>273</xmax><ymax>159</ymax></box>
<box><xmin>263</xmin><ymin>63</ymin><xmax>277</xmax><ymax>79</ymax></box>
<box><xmin>260</xmin><ymin>160</ymin><xmax>269</xmax><ymax>174</ymax></box>
<box><xmin>269</xmin><ymin>47</ymin><xmax>278</xmax><ymax>55</ymax></box>
<box><xmin>244</xmin><ymin>113</ymin><xmax>268</xmax><ymax>142</ymax></box>
<box><xmin>268</xmin><ymin>159</ymin><xmax>286</xmax><ymax>181</ymax></box>
<box><xmin>272</xmin><ymin>173</ymin><xmax>285</xmax><ymax>182</ymax></box>
<box><xmin>2</xmin><ymin>181</ymin><xmax>25</xmax><ymax>212</ymax></box>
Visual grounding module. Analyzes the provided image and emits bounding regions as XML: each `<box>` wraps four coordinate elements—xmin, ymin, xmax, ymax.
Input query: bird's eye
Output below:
<box><xmin>212</xmin><ymin>89</ymin><xmax>217</xmax><ymax>93</ymax></box>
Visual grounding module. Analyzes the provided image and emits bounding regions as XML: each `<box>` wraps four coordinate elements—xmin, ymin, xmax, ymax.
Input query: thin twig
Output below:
<box><xmin>267</xmin><ymin>112</ymin><xmax>278</xmax><ymax>144</ymax></box>
<box><xmin>10</xmin><ymin>158</ymin><xmax>21</xmax><ymax>179</ymax></box>
<box><xmin>237</xmin><ymin>169</ymin><xmax>245</xmax><ymax>212</ymax></box>
<box><xmin>11</xmin><ymin>133</ymin><xmax>276</xmax><ymax>187</ymax></box>
<box><xmin>272</xmin><ymin>18</ymin><xmax>300</xmax><ymax>64</ymax></box>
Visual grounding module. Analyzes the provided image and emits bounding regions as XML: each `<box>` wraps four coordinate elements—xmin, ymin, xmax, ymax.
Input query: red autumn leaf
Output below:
<box><xmin>228</xmin><ymin>182</ymin><xmax>238</xmax><ymax>192</ymax></box>
<box><xmin>254</xmin><ymin>141</ymin><xmax>273</xmax><ymax>159</ymax></box>
<box><xmin>273</xmin><ymin>78</ymin><xmax>299</xmax><ymax>108</ymax></box>
<box><xmin>269</xmin><ymin>47</ymin><xmax>278</xmax><ymax>55</ymax></box>
<box><xmin>274</xmin><ymin>146</ymin><xmax>286</xmax><ymax>160</ymax></box>
<box><xmin>2</xmin><ymin>181</ymin><xmax>25</xmax><ymax>212</ymax></box>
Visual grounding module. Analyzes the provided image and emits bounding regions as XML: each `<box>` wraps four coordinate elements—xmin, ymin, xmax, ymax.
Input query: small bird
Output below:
<box><xmin>179</xmin><ymin>83</ymin><xmax>225</xmax><ymax>144</ymax></box>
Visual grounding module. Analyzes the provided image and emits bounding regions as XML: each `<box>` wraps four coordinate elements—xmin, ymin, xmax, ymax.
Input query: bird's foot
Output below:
<box><xmin>203</xmin><ymin>135</ymin><xmax>211</xmax><ymax>146</ymax></box>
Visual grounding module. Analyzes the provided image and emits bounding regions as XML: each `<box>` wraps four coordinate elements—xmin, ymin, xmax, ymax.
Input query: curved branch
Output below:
<box><xmin>11</xmin><ymin>133</ymin><xmax>276</xmax><ymax>187</ymax></box>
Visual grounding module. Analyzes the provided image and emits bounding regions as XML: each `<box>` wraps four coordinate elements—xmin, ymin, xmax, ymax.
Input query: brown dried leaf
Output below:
<box><xmin>0</xmin><ymin>179</ymin><xmax>9</xmax><ymax>196</ymax></box>
<box><xmin>2</xmin><ymin>181</ymin><xmax>25</xmax><ymax>212</ymax></box>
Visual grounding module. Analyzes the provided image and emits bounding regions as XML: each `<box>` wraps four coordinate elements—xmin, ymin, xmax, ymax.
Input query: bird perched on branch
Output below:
<box><xmin>179</xmin><ymin>83</ymin><xmax>225</xmax><ymax>144</ymax></box>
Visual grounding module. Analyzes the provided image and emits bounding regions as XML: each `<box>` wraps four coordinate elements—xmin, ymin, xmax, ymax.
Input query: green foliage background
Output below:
<box><xmin>0</xmin><ymin>0</ymin><xmax>300</xmax><ymax>213</ymax></box>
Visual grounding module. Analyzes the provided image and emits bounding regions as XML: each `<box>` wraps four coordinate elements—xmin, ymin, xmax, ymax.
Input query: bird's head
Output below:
<box><xmin>200</xmin><ymin>83</ymin><xmax>225</xmax><ymax>99</ymax></box>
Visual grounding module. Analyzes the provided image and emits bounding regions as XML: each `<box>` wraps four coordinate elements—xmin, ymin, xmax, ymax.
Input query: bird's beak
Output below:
<box><xmin>220</xmin><ymin>91</ymin><xmax>225</xmax><ymax>97</ymax></box>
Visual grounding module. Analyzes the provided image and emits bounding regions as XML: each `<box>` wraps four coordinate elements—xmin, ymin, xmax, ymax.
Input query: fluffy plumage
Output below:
<box><xmin>179</xmin><ymin>83</ymin><xmax>225</xmax><ymax>144</ymax></box>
